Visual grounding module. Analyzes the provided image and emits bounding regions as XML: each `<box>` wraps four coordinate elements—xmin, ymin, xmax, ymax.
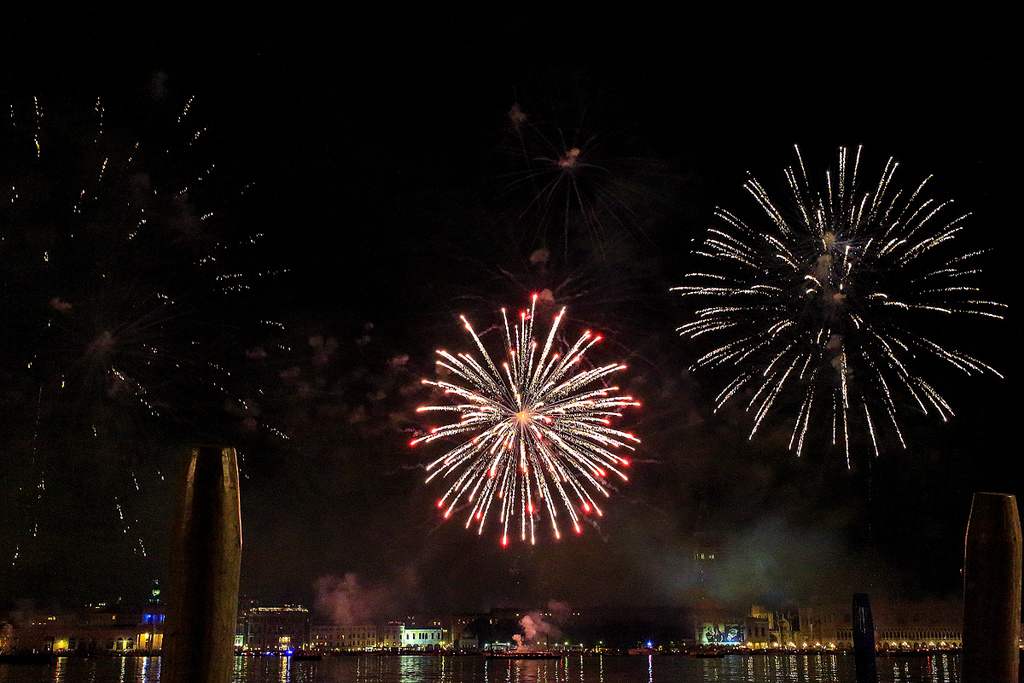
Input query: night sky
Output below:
<box><xmin>2</xmin><ymin>6</ymin><xmax>1019</xmax><ymax>624</ymax></box>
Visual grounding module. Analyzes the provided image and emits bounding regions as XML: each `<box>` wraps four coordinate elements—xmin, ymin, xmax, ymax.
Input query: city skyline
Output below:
<box><xmin>2</xmin><ymin>589</ymin><xmax>967</xmax><ymax>655</ymax></box>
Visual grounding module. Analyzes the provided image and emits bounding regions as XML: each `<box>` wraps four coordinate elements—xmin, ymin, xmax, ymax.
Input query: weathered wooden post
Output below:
<box><xmin>162</xmin><ymin>445</ymin><xmax>242</xmax><ymax>683</ymax></box>
<box><xmin>962</xmin><ymin>492</ymin><xmax>1021</xmax><ymax>683</ymax></box>
<box><xmin>852</xmin><ymin>593</ymin><xmax>878</xmax><ymax>683</ymax></box>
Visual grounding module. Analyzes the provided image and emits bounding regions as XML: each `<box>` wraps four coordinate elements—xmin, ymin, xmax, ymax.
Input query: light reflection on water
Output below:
<box><xmin>883</xmin><ymin>652</ymin><xmax>958</xmax><ymax>683</ymax></box>
<box><xmin>0</xmin><ymin>656</ymin><xmax>162</xmax><ymax>683</ymax></box>
<box><xmin>0</xmin><ymin>652</ymin><xmax>961</xmax><ymax>683</ymax></box>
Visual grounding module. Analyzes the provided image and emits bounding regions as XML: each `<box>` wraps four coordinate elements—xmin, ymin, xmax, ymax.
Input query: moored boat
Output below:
<box><xmin>486</xmin><ymin>651</ymin><xmax>564</xmax><ymax>660</ymax></box>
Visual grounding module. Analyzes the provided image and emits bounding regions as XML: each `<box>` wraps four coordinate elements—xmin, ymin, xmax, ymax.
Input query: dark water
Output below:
<box><xmin>0</xmin><ymin>652</ymin><xmax>961</xmax><ymax>683</ymax></box>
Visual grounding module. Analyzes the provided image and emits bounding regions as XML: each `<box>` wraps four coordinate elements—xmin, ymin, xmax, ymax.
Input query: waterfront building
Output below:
<box><xmin>402</xmin><ymin>626</ymin><xmax>445</xmax><ymax>649</ymax></box>
<box><xmin>136</xmin><ymin>612</ymin><xmax>165</xmax><ymax>651</ymax></box>
<box><xmin>797</xmin><ymin>602</ymin><xmax>849</xmax><ymax>648</ymax></box>
<box><xmin>379</xmin><ymin>621</ymin><xmax>403</xmax><ymax>648</ymax></box>
<box><xmin>0</xmin><ymin>604</ymin><xmax>165</xmax><ymax>654</ymax></box>
<box><xmin>400</xmin><ymin>615</ymin><xmax>449</xmax><ymax>649</ymax></box>
<box><xmin>341</xmin><ymin>624</ymin><xmax>378</xmax><ymax>649</ymax></box>
<box><xmin>309</xmin><ymin>623</ymin><xmax>347</xmax><ymax>651</ymax></box>
<box><xmin>872</xmin><ymin>599</ymin><xmax>962</xmax><ymax>650</ymax></box>
<box><xmin>796</xmin><ymin>598</ymin><xmax>961</xmax><ymax>650</ymax></box>
<box><xmin>310</xmin><ymin>623</ymin><xmax>381</xmax><ymax>651</ymax></box>
<box><xmin>238</xmin><ymin>605</ymin><xmax>309</xmax><ymax>653</ymax></box>
<box><xmin>307</xmin><ymin>620</ymin><xmax>430</xmax><ymax>652</ymax></box>
<box><xmin>742</xmin><ymin>613</ymin><xmax>771</xmax><ymax>648</ymax></box>
<box><xmin>693</xmin><ymin>607</ymin><xmax>744</xmax><ymax>647</ymax></box>
<box><xmin>692</xmin><ymin>600</ymin><xmax>963</xmax><ymax>652</ymax></box>
<box><xmin>450</xmin><ymin>614</ymin><xmax>486</xmax><ymax>650</ymax></box>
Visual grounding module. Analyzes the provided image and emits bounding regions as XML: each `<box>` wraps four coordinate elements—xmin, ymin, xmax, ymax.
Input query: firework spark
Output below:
<box><xmin>411</xmin><ymin>295</ymin><xmax>640</xmax><ymax>546</ymax></box>
<box><xmin>497</xmin><ymin>99</ymin><xmax>667</xmax><ymax>253</ymax></box>
<box><xmin>0</xmin><ymin>93</ymin><xmax>274</xmax><ymax>573</ymax></box>
<box><xmin>0</xmin><ymin>95</ymin><xmax>268</xmax><ymax>437</ymax></box>
<box><xmin>674</xmin><ymin>145</ymin><xmax>1004</xmax><ymax>465</ymax></box>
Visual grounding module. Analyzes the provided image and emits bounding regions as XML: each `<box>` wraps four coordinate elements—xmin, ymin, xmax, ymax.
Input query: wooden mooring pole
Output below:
<box><xmin>852</xmin><ymin>593</ymin><xmax>878</xmax><ymax>683</ymax></box>
<box><xmin>962</xmin><ymin>492</ymin><xmax>1021</xmax><ymax>683</ymax></box>
<box><xmin>162</xmin><ymin>446</ymin><xmax>242</xmax><ymax>683</ymax></box>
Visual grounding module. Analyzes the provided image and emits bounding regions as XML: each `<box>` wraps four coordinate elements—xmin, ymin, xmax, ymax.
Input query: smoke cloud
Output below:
<box><xmin>517</xmin><ymin>600</ymin><xmax>571</xmax><ymax>649</ymax></box>
<box><xmin>313</xmin><ymin>570</ymin><xmax>419</xmax><ymax>626</ymax></box>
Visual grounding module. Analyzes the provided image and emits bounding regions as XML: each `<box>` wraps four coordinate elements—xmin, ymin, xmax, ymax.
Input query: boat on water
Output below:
<box><xmin>486</xmin><ymin>651</ymin><xmax>564</xmax><ymax>660</ymax></box>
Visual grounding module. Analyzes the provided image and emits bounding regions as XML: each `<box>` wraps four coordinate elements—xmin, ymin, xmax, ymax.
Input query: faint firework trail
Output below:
<box><xmin>0</xmin><ymin>92</ymin><xmax>278</xmax><ymax>570</ymax></box>
<box><xmin>495</xmin><ymin>97</ymin><xmax>672</xmax><ymax>255</ymax></box>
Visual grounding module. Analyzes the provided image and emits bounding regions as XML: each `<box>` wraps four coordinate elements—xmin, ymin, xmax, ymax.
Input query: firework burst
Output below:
<box><xmin>0</xmin><ymin>95</ymin><xmax>266</xmax><ymax>438</ymax></box>
<box><xmin>674</xmin><ymin>145</ymin><xmax>1004</xmax><ymax>465</ymax></box>
<box><xmin>496</xmin><ymin>98</ymin><xmax>669</xmax><ymax>254</ymax></box>
<box><xmin>411</xmin><ymin>295</ymin><xmax>640</xmax><ymax>546</ymax></box>
<box><xmin>0</xmin><ymin>92</ymin><xmax>274</xmax><ymax>574</ymax></box>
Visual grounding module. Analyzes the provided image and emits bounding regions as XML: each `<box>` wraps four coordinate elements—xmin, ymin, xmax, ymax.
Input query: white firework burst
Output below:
<box><xmin>674</xmin><ymin>145</ymin><xmax>1004</xmax><ymax>465</ymax></box>
<box><xmin>411</xmin><ymin>295</ymin><xmax>640</xmax><ymax>545</ymax></box>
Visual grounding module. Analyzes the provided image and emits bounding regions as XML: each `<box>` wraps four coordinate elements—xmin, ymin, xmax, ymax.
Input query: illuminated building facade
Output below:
<box><xmin>379</xmin><ymin>622</ymin><xmax>403</xmax><ymax>648</ymax></box>
<box><xmin>693</xmin><ymin>601</ymin><xmax>962</xmax><ymax>652</ymax></box>
<box><xmin>308</xmin><ymin>621</ymin><xmax>432</xmax><ymax>652</ymax></box>
<box><xmin>402</xmin><ymin>627</ymin><xmax>444</xmax><ymax>649</ymax></box>
<box><xmin>0</xmin><ymin>605</ymin><xmax>165</xmax><ymax>654</ymax></box>
<box><xmin>310</xmin><ymin>623</ymin><xmax>380</xmax><ymax>651</ymax></box>
<box><xmin>238</xmin><ymin>605</ymin><xmax>309</xmax><ymax>653</ymax></box>
<box><xmin>805</xmin><ymin>599</ymin><xmax>963</xmax><ymax>650</ymax></box>
<box><xmin>136</xmin><ymin>613</ymin><xmax>165</xmax><ymax>652</ymax></box>
<box><xmin>742</xmin><ymin>614</ymin><xmax>771</xmax><ymax>648</ymax></box>
<box><xmin>762</xmin><ymin>599</ymin><xmax>963</xmax><ymax>650</ymax></box>
<box><xmin>450</xmin><ymin>613</ymin><xmax>486</xmax><ymax>649</ymax></box>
